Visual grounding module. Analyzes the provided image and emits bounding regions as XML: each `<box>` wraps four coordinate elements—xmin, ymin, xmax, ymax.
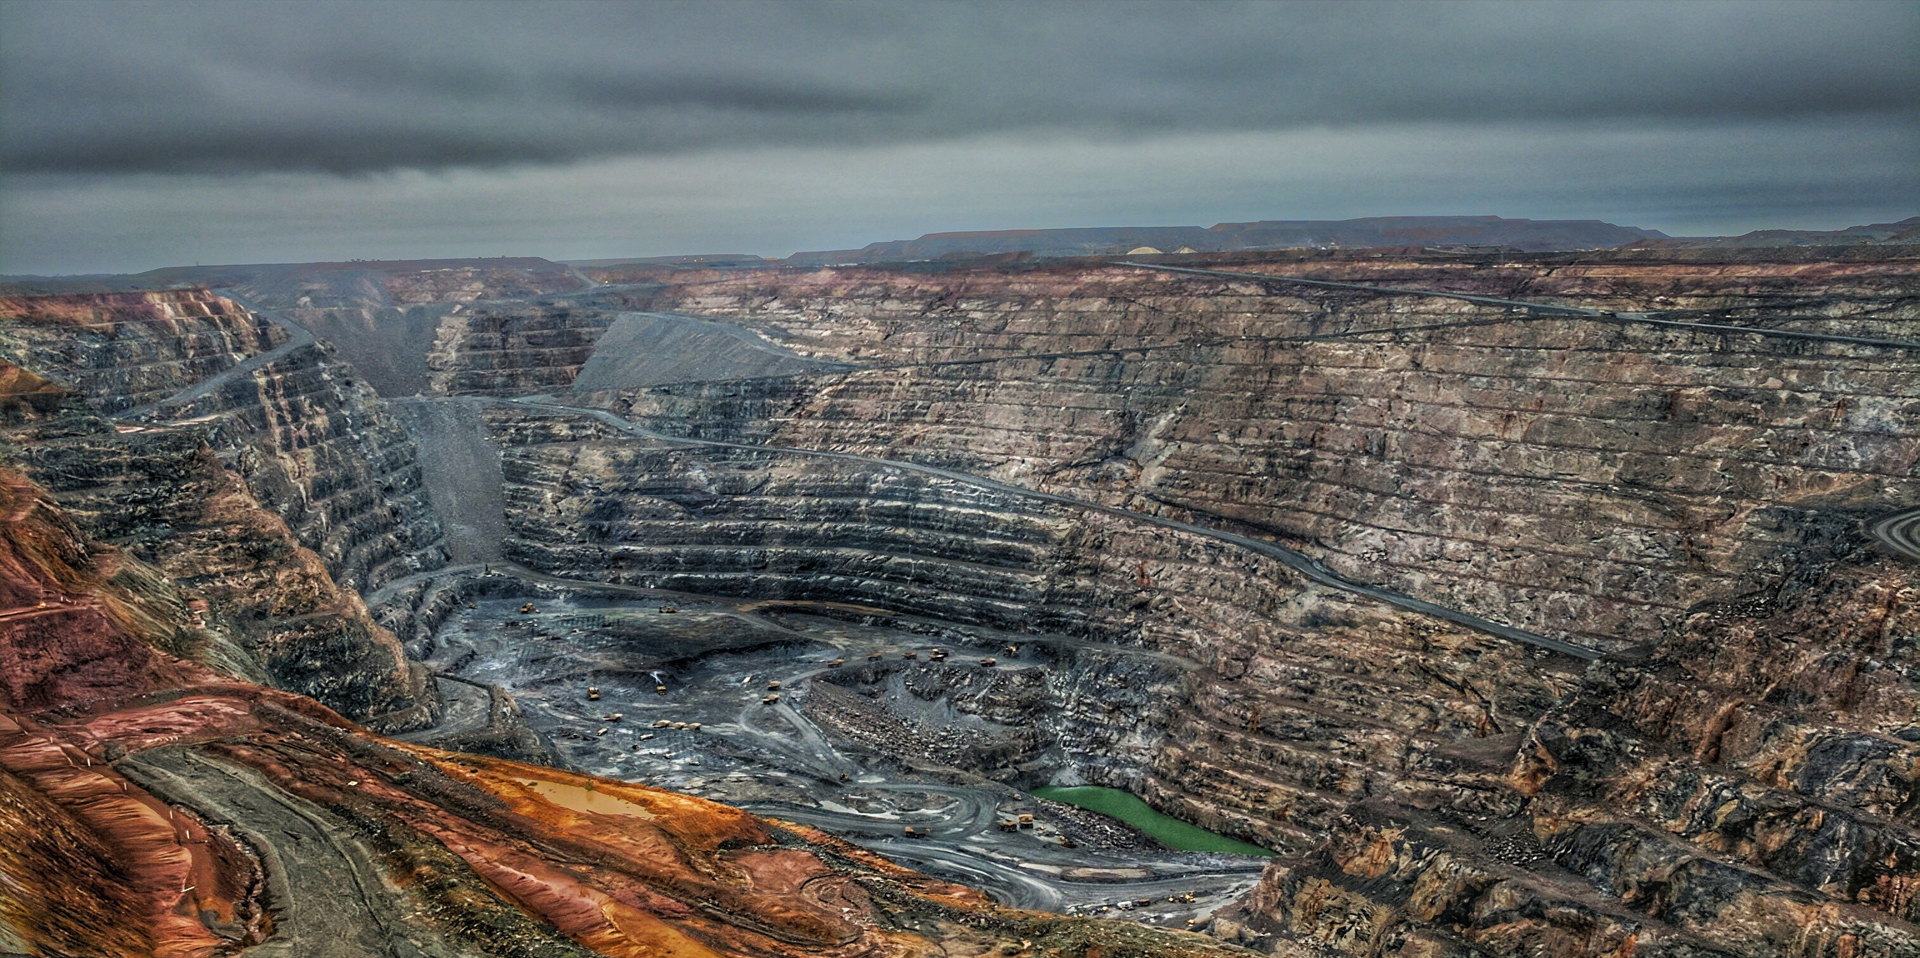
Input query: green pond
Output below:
<box><xmin>1030</xmin><ymin>786</ymin><xmax>1276</xmax><ymax>857</ymax></box>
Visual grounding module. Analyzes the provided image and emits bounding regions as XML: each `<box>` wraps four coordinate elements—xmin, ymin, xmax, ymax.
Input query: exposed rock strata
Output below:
<box><xmin>488</xmin><ymin>406</ymin><xmax>1575</xmax><ymax>855</ymax></box>
<box><xmin>441</xmin><ymin>251</ymin><xmax>1917</xmax><ymax>955</ymax></box>
<box><xmin>1232</xmin><ymin>552</ymin><xmax>1920</xmax><ymax>956</ymax></box>
<box><xmin>223</xmin><ymin>260</ymin><xmax>592</xmax><ymax>397</ymax></box>
<box><xmin>0</xmin><ymin>290</ymin><xmax>448</xmax><ymax>595</ymax></box>
<box><xmin>0</xmin><ymin>290</ymin><xmax>448</xmax><ymax>728</ymax></box>
<box><xmin>1</xmin><ymin>397</ymin><xmax>437</xmax><ymax>730</ymax></box>
<box><xmin>428</xmin><ymin>299</ymin><xmax>624</xmax><ymax>396</ymax></box>
<box><xmin>591</xmin><ymin>261</ymin><xmax>1919</xmax><ymax>651</ymax></box>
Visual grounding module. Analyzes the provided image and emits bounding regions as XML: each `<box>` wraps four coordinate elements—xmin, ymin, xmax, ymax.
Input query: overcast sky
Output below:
<box><xmin>2</xmin><ymin>0</ymin><xmax>1915</xmax><ymax>274</ymax></box>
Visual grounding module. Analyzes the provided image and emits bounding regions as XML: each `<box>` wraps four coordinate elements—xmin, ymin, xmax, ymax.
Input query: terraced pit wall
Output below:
<box><xmin>509</xmin><ymin>253</ymin><xmax>1920</xmax><ymax>955</ymax></box>
<box><xmin>0</xmin><ymin>290</ymin><xmax>447</xmax><ymax>728</ymax></box>
<box><xmin>482</xmin><ymin>397</ymin><xmax>1920</xmax><ymax>953</ymax></box>
<box><xmin>221</xmin><ymin>262</ymin><xmax>599</xmax><ymax>398</ymax></box>
<box><xmin>488</xmin><ymin>403</ymin><xmax>1576</xmax><ymax>851</ymax></box>
<box><xmin>602</xmin><ymin>260</ymin><xmax>1920</xmax><ymax>651</ymax></box>
<box><xmin>427</xmin><ymin>299</ymin><xmax>630</xmax><ymax>396</ymax></box>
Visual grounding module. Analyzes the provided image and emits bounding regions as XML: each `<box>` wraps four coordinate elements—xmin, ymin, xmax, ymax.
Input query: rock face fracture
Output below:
<box><xmin>0</xmin><ymin>245</ymin><xmax>1915</xmax><ymax>957</ymax></box>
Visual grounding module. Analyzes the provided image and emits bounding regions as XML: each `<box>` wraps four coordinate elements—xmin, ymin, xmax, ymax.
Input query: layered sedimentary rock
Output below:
<box><xmin>0</xmin><ymin>290</ymin><xmax>447</xmax><ymax>595</ymax></box>
<box><xmin>1237</xmin><ymin>552</ymin><xmax>1920</xmax><ymax>956</ymax></box>
<box><xmin>486</xmin><ymin>403</ymin><xmax>1575</xmax><ymax>845</ymax></box>
<box><xmin>5</xmin><ymin>247</ymin><xmax>1913</xmax><ymax>956</ymax></box>
<box><xmin>1</xmin><ymin>385</ymin><xmax>437</xmax><ymax>729</ymax></box>
<box><xmin>426</xmin><ymin>298</ymin><xmax>626</xmax><ymax>396</ymax></box>
<box><xmin>584</xmin><ymin>258</ymin><xmax>1920</xmax><ymax>652</ymax></box>
<box><xmin>0</xmin><ymin>290</ymin><xmax>447</xmax><ymax>728</ymax></box>
<box><xmin>0</xmin><ymin>290</ymin><xmax>281</xmax><ymax>415</ymax></box>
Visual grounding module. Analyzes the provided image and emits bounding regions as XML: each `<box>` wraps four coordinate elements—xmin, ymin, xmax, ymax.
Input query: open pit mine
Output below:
<box><xmin>0</xmin><ymin>242</ymin><xmax>1916</xmax><ymax>957</ymax></box>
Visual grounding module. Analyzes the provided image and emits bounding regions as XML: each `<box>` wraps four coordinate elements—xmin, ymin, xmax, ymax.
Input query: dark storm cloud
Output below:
<box><xmin>3</xmin><ymin>0</ymin><xmax>1914</xmax><ymax>176</ymax></box>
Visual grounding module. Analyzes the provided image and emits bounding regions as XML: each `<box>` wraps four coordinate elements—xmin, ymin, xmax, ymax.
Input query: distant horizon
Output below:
<box><xmin>9</xmin><ymin>210</ymin><xmax>1919</xmax><ymax>279</ymax></box>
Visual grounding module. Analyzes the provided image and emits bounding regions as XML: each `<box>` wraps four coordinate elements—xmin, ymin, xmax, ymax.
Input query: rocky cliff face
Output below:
<box><xmin>0</xmin><ymin>290</ymin><xmax>448</xmax><ymax>596</ymax></box>
<box><xmin>483</xmin><ymin>401</ymin><xmax>1579</xmax><ymax>854</ymax></box>
<box><xmin>427</xmin><ymin>298</ymin><xmax>629</xmax><ymax>396</ymax></box>
<box><xmin>216</xmin><ymin>258</ymin><xmax>596</xmax><ymax>397</ymax></box>
<box><xmin>0</xmin><ymin>290</ymin><xmax>447</xmax><ymax>728</ymax></box>
<box><xmin>1</xmin><ymin>386</ymin><xmax>438</xmax><ymax>730</ymax></box>
<box><xmin>589</xmin><ymin>260</ymin><xmax>1918</xmax><ymax>652</ymax></box>
<box><xmin>1508</xmin><ymin>557</ymin><xmax>1920</xmax><ymax>952</ymax></box>
<box><xmin>1236</xmin><ymin>551</ymin><xmax>1920</xmax><ymax>956</ymax></box>
<box><xmin>0</xmin><ymin>290</ymin><xmax>282</xmax><ymax>415</ymax></box>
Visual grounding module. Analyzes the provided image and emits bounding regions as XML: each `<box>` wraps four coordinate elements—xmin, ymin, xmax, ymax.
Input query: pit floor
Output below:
<box><xmin>415</xmin><ymin>586</ymin><xmax>1268</xmax><ymax>922</ymax></box>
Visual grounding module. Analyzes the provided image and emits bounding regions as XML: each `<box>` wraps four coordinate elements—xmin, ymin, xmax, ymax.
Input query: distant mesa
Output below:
<box><xmin>786</xmin><ymin>215</ymin><xmax>1673</xmax><ymax>264</ymax></box>
<box><xmin>565</xmin><ymin>253</ymin><xmax>771</xmax><ymax>269</ymax></box>
<box><xmin>1622</xmin><ymin>215</ymin><xmax>1920</xmax><ymax>249</ymax></box>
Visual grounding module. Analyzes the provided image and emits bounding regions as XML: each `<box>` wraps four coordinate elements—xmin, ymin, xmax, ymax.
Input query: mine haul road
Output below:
<box><xmin>117</xmin><ymin>748</ymin><xmax>466</xmax><ymax>958</ymax></box>
<box><xmin>1872</xmin><ymin>505</ymin><xmax>1920</xmax><ymax>562</ymax></box>
<box><xmin>397</xmin><ymin>573</ymin><xmax>1259</xmax><ymax>914</ymax></box>
<box><xmin>746</xmin><ymin>792</ymin><xmax>1266</xmax><ymax>913</ymax></box>
<box><xmin>116</xmin><ymin>291</ymin><xmax>319</xmax><ymax>422</ymax></box>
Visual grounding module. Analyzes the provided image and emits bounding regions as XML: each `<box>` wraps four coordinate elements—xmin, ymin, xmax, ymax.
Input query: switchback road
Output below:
<box><xmin>1872</xmin><ymin>506</ymin><xmax>1920</xmax><ymax>562</ymax></box>
<box><xmin>115</xmin><ymin>292</ymin><xmax>317</xmax><ymax>422</ymax></box>
<box><xmin>119</xmin><ymin>748</ymin><xmax>465</xmax><ymax>958</ymax></box>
